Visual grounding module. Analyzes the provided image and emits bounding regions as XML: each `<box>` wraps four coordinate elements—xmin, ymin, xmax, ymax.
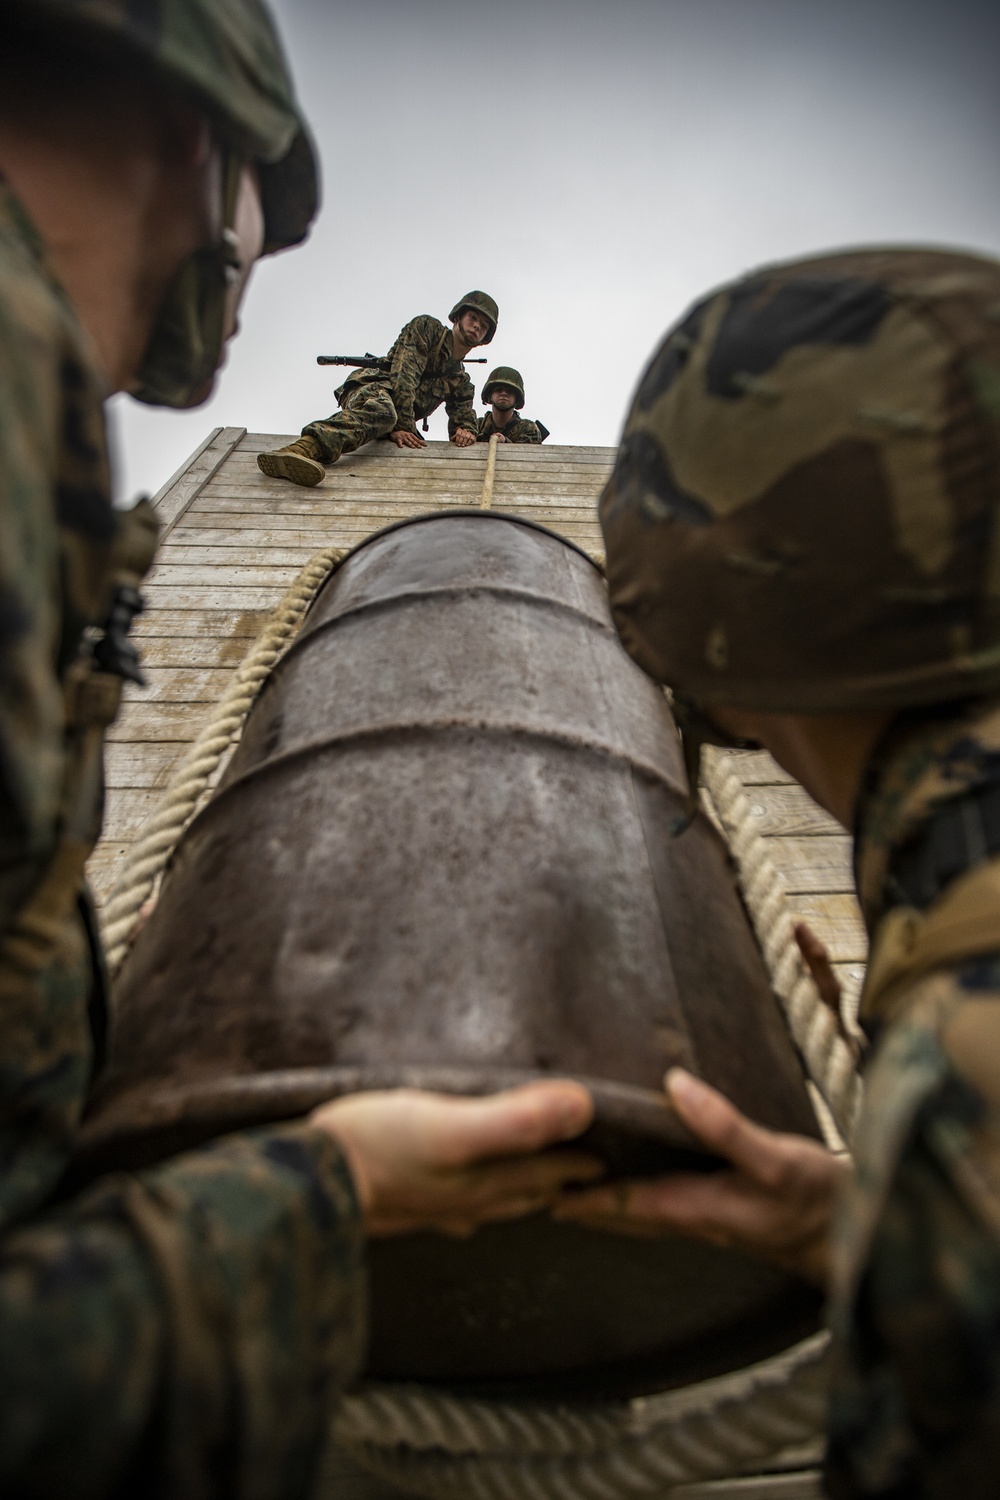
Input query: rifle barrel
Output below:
<box><xmin>316</xmin><ymin>355</ymin><xmax>381</xmax><ymax>367</ymax></box>
<box><xmin>317</xmin><ymin>355</ymin><xmax>489</xmax><ymax>366</ymax></box>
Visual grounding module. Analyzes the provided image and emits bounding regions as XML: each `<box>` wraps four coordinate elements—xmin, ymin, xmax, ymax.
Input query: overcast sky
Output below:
<box><xmin>109</xmin><ymin>0</ymin><xmax>1000</xmax><ymax>503</ymax></box>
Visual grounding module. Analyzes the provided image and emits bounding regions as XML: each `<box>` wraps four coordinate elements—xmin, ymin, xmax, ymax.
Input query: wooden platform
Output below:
<box><xmin>91</xmin><ymin>427</ymin><xmax>866</xmax><ymax>1004</ymax></box>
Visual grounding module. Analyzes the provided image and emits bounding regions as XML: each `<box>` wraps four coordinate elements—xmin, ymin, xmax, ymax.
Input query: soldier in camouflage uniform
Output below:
<box><xmin>558</xmin><ymin>248</ymin><xmax>1000</xmax><ymax>1496</ymax></box>
<box><xmin>0</xmin><ymin>5</ymin><xmax>596</xmax><ymax>1495</ymax></box>
<box><xmin>477</xmin><ymin>366</ymin><xmax>547</xmax><ymax>445</ymax></box>
<box><xmin>257</xmin><ymin>293</ymin><xmax>497</xmax><ymax>486</ymax></box>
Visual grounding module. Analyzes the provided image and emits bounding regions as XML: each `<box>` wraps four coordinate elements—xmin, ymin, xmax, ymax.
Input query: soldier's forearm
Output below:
<box><xmin>448</xmin><ymin>407</ymin><xmax>478</xmax><ymax>438</ymax></box>
<box><xmin>0</xmin><ymin>1123</ymin><xmax>365</xmax><ymax>1498</ymax></box>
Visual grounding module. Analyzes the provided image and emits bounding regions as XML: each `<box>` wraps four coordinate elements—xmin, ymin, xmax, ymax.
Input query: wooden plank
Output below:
<box><xmin>188</xmin><ymin>495</ymin><xmax>467</xmax><ymax>518</ymax></box>
<box><xmin>102</xmin><ymin>788</ymin><xmax>164</xmax><ymax>840</ymax></box>
<box><xmin>151</xmin><ymin>426</ymin><xmax>246</xmax><ymax>535</ymax></box>
<box><xmin>147</xmin><ymin>564</ymin><xmax>300</xmax><ymax>588</ymax></box>
<box><xmin>133</xmin><ymin>608</ymin><xmax>270</xmax><ymax>639</ymax></box>
<box><xmin>766</xmin><ymin>833</ymin><xmax>854</xmax><ymax>893</ymax></box>
<box><xmin>140</xmin><ymin>587</ymin><xmax>287</xmax><ymax>610</ymax></box>
<box><xmin>104</xmin><ymin>741</ymin><xmax>186</xmax><ymax>788</ymax></box>
<box><xmin>106</xmin><ymin>702</ymin><xmax>213</xmax><ymax>741</ymax></box>
<box><xmin>214</xmin><ymin>469</ymin><xmax>610</xmax><ymax>492</ymax></box>
<box><xmin>185</xmin><ymin>503</ymin><xmax>601</xmax><ymax>530</ymax></box>
<box><xmin>195</xmin><ymin>486</ymin><xmax>602</xmax><ymax>509</ymax></box>
<box><xmin>86</xmin><ymin>842</ymin><xmax>133</xmax><ymax>903</ymax></box>
<box><xmin>219</xmin><ymin>452</ymin><xmax>613</xmax><ymax>473</ymax></box>
<box><xmin>155</xmin><ymin>545</ymin><xmax>319</xmax><ymax>568</ymax></box>
<box><xmin>163</xmin><ymin>531</ymin><xmax>602</xmax><ymax>570</ymax></box>
<box><xmin>209</xmin><ymin>470</ymin><xmax>609</xmax><ymax>494</ymax></box>
<box><xmin>124</xmin><ymin>665</ymin><xmax>236</xmax><ymax>704</ymax></box>
<box><xmin>235</xmin><ymin>451</ymin><xmax>617</xmax><ymax>475</ymax></box>
<box><xmin>713</xmin><ymin>750</ymin><xmax>795</xmax><ymax>785</ymax></box>
<box><xmin>787</xmin><ymin>892</ymin><xmax>868</xmax><ymax>963</ymax></box>
<box><xmin>188</xmin><ymin>491</ymin><xmax>461</xmax><ymax>515</ymax></box>
<box><xmin>135</xmin><ymin>636</ymin><xmax>254</xmax><ymax>669</ymax></box>
<box><xmin>740</xmin><ymin>784</ymin><xmax>842</xmax><ymax>838</ymax></box>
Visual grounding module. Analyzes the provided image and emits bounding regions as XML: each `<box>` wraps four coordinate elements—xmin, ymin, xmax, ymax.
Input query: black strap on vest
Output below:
<box><xmin>887</xmin><ymin>778</ymin><xmax>1000</xmax><ymax>910</ymax></box>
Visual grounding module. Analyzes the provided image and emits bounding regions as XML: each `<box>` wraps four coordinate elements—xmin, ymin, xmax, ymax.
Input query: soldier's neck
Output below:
<box><xmin>0</xmin><ymin>103</ymin><xmax>214</xmax><ymax>392</ymax></box>
<box><xmin>491</xmin><ymin>407</ymin><xmax>514</xmax><ymax>429</ymax></box>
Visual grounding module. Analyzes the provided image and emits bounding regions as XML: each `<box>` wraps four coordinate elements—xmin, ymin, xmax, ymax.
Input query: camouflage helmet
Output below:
<box><xmin>483</xmin><ymin>366</ymin><xmax>525</xmax><ymax>407</ymax></box>
<box><xmin>600</xmin><ymin>247</ymin><xmax>1000</xmax><ymax>716</ymax></box>
<box><xmin>2</xmin><ymin>0</ymin><xmax>318</xmax><ymax>255</ymax></box>
<box><xmin>449</xmin><ymin>291</ymin><xmax>499</xmax><ymax>344</ymax></box>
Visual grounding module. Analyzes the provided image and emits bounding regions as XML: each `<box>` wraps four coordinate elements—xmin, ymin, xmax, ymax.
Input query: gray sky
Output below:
<box><xmin>109</xmin><ymin>0</ymin><xmax>1000</xmax><ymax>502</ymax></box>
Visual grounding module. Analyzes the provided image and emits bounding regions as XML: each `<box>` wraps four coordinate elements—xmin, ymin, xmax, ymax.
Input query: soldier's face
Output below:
<box><xmin>491</xmin><ymin>387</ymin><xmax>517</xmax><ymax>410</ymax></box>
<box><xmin>457</xmin><ymin>308</ymin><xmax>490</xmax><ymax>346</ymax></box>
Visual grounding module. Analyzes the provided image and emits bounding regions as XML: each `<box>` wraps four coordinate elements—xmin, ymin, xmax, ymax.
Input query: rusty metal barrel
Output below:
<box><xmin>82</xmin><ymin>511</ymin><xmax>822</xmax><ymax>1395</ymax></box>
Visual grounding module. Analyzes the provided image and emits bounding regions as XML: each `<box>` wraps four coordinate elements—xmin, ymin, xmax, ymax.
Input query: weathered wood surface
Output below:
<box><xmin>711</xmin><ymin>750</ymin><xmax>867</xmax><ymax>1007</ymax></box>
<box><xmin>90</xmin><ymin>433</ymin><xmax>866</xmax><ymax>994</ymax></box>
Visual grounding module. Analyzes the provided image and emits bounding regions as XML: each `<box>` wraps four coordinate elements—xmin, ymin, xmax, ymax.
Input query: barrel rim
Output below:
<box><xmin>316</xmin><ymin>508</ymin><xmax>604</xmax><ymax>579</ymax></box>
<box><xmin>77</xmin><ymin>1067</ymin><xmax>714</xmax><ymax>1172</ymax></box>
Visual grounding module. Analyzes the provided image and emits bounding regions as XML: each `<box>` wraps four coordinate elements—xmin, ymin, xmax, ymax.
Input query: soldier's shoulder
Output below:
<box><xmin>400</xmin><ymin>313</ymin><xmax>446</xmax><ymax>340</ymax></box>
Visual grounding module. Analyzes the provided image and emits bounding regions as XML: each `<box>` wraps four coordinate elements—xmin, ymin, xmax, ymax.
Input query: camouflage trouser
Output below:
<box><xmin>303</xmin><ymin>382</ymin><xmax>397</xmax><ymax>462</ymax></box>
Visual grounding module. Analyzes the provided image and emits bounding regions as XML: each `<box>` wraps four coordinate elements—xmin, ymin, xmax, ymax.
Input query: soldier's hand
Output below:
<box><xmin>452</xmin><ymin>428</ymin><xmax>477</xmax><ymax>447</ymax></box>
<box><xmin>554</xmin><ymin>1068</ymin><xmax>846</xmax><ymax>1287</ymax></box>
<box><xmin>389</xmin><ymin>429</ymin><xmax>426</xmax><ymax>449</ymax></box>
<box><xmin>493</xmin><ymin>432</ymin><xmax>507</xmax><ymax>443</ymax></box>
<box><xmin>312</xmin><ymin>1081</ymin><xmax>602</xmax><ymax>1237</ymax></box>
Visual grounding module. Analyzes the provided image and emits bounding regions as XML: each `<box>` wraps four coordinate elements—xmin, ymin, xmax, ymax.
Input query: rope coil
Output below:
<box><xmin>329</xmin><ymin>1333</ymin><xmax>830</xmax><ymax>1499</ymax></box>
<box><xmin>699</xmin><ymin>748</ymin><xmax>862</xmax><ymax>1144</ymax></box>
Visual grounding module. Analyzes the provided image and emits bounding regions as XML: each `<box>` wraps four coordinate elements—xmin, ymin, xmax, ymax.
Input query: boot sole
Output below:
<box><xmin>256</xmin><ymin>451</ymin><xmax>326</xmax><ymax>487</ymax></box>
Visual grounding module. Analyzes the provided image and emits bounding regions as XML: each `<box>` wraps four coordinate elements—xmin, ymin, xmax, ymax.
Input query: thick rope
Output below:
<box><xmin>331</xmin><ymin>1332</ymin><xmax>829</xmax><ymax>1500</ymax></box>
<box><xmin>698</xmin><ymin>747</ymin><xmax>863</xmax><ymax>1144</ymax></box>
<box><xmin>480</xmin><ymin>432</ymin><xmax>499</xmax><ymax>509</ymax></box>
<box><xmin>100</xmin><ymin>546</ymin><xmax>347</xmax><ymax>973</ymax></box>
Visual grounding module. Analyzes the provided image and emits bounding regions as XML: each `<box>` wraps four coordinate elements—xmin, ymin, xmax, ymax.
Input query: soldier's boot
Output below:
<box><xmin>256</xmin><ymin>435</ymin><xmax>330</xmax><ymax>487</ymax></box>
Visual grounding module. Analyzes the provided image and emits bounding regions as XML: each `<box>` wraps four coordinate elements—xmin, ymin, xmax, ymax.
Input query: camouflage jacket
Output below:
<box><xmin>336</xmin><ymin>314</ymin><xmax>478</xmax><ymax>437</ymax></box>
<box><xmin>0</xmin><ymin>180</ymin><xmax>366</xmax><ymax>1497</ymax></box>
<box><xmin>825</xmin><ymin>699</ymin><xmax>1000</xmax><ymax>1497</ymax></box>
<box><xmin>477</xmin><ymin>411</ymin><xmax>545</xmax><ymax>445</ymax></box>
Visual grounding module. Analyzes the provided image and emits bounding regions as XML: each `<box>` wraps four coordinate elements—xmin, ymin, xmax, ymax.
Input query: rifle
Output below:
<box><xmin>317</xmin><ymin>354</ymin><xmax>488</xmax><ymax>368</ymax></box>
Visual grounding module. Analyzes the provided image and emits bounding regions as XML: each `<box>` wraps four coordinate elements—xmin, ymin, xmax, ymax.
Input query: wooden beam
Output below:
<box><xmin>149</xmin><ymin>424</ymin><xmax>247</xmax><ymax>537</ymax></box>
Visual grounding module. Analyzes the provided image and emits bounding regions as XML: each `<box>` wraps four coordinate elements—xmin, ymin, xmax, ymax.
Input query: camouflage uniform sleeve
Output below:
<box><xmin>0</xmin><ymin>1122</ymin><xmax>366</xmax><ymax>1498</ymax></box>
<box><xmin>476</xmin><ymin>414</ymin><xmax>492</xmax><ymax>442</ymax></box>
<box><xmin>387</xmin><ymin>315</ymin><xmax>440</xmax><ymax>434</ymax></box>
<box><xmin>826</xmin><ymin>963</ymin><xmax>1000</xmax><ymax>1497</ymax></box>
<box><xmin>510</xmin><ymin>419</ymin><xmax>542</xmax><ymax>445</ymax></box>
<box><xmin>444</xmin><ymin>371</ymin><xmax>477</xmax><ymax>438</ymax></box>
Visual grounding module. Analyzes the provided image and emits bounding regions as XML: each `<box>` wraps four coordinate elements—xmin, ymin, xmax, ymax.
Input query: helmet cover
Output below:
<box><xmin>483</xmin><ymin>365</ymin><xmax>525</xmax><ymax>407</ymax></box>
<box><xmin>449</xmin><ymin>290</ymin><xmax>499</xmax><ymax>344</ymax></box>
<box><xmin>601</xmin><ymin>247</ymin><xmax>1000</xmax><ymax>713</ymax></box>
